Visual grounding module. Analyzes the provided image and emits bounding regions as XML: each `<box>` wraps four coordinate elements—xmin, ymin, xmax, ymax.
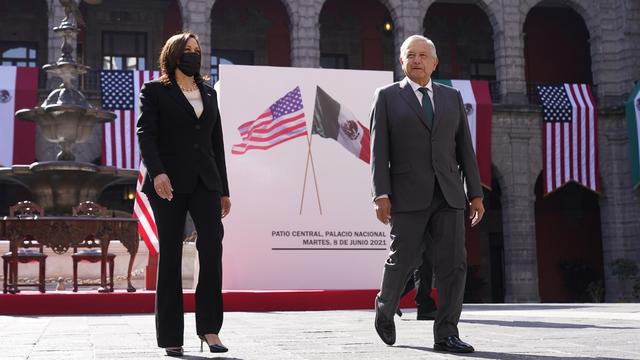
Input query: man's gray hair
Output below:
<box><xmin>400</xmin><ymin>35</ymin><xmax>437</xmax><ymax>58</ymax></box>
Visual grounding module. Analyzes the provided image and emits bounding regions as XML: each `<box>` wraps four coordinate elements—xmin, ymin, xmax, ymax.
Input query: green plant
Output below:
<box><xmin>608</xmin><ymin>258</ymin><xmax>640</xmax><ymax>301</ymax></box>
<box><xmin>586</xmin><ymin>280</ymin><xmax>604</xmax><ymax>303</ymax></box>
<box><xmin>558</xmin><ymin>259</ymin><xmax>598</xmax><ymax>302</ymax></box>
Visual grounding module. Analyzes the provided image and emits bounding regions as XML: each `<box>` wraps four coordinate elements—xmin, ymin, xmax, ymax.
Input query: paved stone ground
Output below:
<box><xmin>1</xmin><ymin>303</ymin><xmax>639</xmax><ymax>359</ymax></box>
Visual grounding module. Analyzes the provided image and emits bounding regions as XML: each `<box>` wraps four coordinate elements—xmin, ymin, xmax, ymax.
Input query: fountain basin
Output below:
<box><xmin>0</xmin><ymin>161</ymin><xmax>137</xmax><ymax>215</ymax></box>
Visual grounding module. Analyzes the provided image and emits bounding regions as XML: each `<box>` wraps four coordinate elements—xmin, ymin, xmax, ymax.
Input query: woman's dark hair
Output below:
<box><xmin>158</xmin><ymin>32</ymin><xmax>209</xmax><ymax>85</ymax></box>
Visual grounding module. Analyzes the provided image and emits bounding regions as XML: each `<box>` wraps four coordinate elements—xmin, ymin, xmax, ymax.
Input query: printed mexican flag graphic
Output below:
<box><xmin>626</xmin><ymin>81</ymin><xmax>640</xmax><ymax>189</ymax></box>
<box><xmin>435</xmin><ymin>79</ymin><xmax>492</xmax><ymax>188</ymax></box>
<box><xmin>312</xmin><ymin>86</ymin><xmax>370</xmax><ymax>164</ymax></box>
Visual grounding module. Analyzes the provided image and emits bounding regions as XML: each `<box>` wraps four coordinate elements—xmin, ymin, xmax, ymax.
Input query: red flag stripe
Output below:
<box><xmin>12</xmin><ymin>67</ymin><xmax>38</xmax><ymax>165</ymax></box>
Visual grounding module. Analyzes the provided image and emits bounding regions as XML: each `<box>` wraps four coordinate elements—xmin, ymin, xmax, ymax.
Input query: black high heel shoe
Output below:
<box><xmin>199</xmin><ymin>335</ymin><xmax>229</xmax><ymax>353</ymax></box>
<box><xmin>165</xmin><ymin>347</ymin><xmax>184</xmax><ymax>357</ymax></box>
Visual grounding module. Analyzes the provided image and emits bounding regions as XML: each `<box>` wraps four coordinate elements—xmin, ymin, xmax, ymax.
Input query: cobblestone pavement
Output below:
<box><xmin>1</xmin><ymin>303</ymin><xmax>639</xmax><ymax>359</ymax></box>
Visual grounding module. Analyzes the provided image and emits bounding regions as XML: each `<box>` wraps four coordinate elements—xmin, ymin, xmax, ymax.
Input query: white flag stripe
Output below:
<box><xmin>546</xmin><ymin>122</ymin><xmax>553</xmax><ymax>192</ymax></box>
<box><xmin>241</xmin><ymin>118</ymin><xmax>306</xmax><ymax>140</ymax></box>
<box><xmin>555</xmin><ymin>122</ymin><xmax>561</xmax><ymax>188</ymax></box>
<box><xmin>0</xmin><ymin>66</ymin><xmax>17</xmax><ymax>166</ymax></box>
<box><xmin>451</xmin><ymin>80</ymin><xmax>477</xmax><ymax>152</ymax></box>
<box><xmin>232</xmin><ymin>127</ymin><xmax>308</xmax><ymax>150</ymax></box>
<box><xmin>104</xmin><ymin>122</ymin><xmax>113</xmax><ymax>166</ymax></box>
<box><xmin>563</xmin><ymin>122</ymin><xmax>570</xmax><ymax>181</ymax></box>
<box><xmin>579</xmin><ymin>84</ymin><xmax>596</xmax><ymax>190</ymax></box>
<box><xmin>240</xmin><ymin>110</ymin><xmax>306</xmax><ymax>136</ymax></box>
<box><xmin>571</xmin><ymin>84</ymin><xmax>588</xmax><ymax>186</ymax></box>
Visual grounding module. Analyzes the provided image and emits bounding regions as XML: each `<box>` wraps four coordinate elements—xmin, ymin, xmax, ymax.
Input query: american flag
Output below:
<box><xmin>100</xmin><ymin>70</ymin><xmax>160</xmax><ymax>254</ymax></box>
<box><xmin>100</xmin><ymin>70</ymin><xmax>159</xmax><ymax>169</ymax></box>
<box><xmin>231</xmin><ymin>86</ymin><xmax>308</xmax><ymax>154</ymax></box>
<box><xmin>537</xmin><ymin>84</ymin><xmax>600</xmax><ymax>195</ymax></box>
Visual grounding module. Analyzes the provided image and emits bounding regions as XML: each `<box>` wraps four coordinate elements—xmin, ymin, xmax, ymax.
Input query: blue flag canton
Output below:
<box><xmin>270</xmin><ymin>87</ymin><xmax>303</xmax><ymax>119</ymax></box>
<box><xmin>537</xmin><ymin>85</ymin><xmax>573</xmax><ymax>123</ymax></box>
<box><xmin>100</xmin><ymin>70</ymin><xmax>134</xmax><ymax>110</ymax></box>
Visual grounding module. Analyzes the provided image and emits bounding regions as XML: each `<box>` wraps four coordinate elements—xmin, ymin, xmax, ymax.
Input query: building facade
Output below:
<box><xmin>1</xmin><ymin>0</ymin><xmax>639</xmax><ymax>302</ymax></box>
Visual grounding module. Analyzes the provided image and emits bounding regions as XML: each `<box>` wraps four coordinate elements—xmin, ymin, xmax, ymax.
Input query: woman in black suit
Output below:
<box><xmin>137</xmin><ymin>32</ymin><xmax>230</xmax><ymax>357</ymax></box>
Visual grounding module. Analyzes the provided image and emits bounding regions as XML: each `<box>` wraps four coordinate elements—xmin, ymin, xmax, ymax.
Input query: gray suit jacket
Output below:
<box><xmin>370</xmin><ymin>78</ymin><xmax>483</xmax><ymax>212</ymax></box>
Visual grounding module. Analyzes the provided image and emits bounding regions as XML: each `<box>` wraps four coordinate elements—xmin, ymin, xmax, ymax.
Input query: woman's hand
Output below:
<box><xmin>221</xmin><ymin>196</ymin><xmax>231</xmax><ymax>218</ymax></box>
<box><xmin>153</xmin><ymin>173</ymin><xmax>173</xmax><ymax>201</ymax></box>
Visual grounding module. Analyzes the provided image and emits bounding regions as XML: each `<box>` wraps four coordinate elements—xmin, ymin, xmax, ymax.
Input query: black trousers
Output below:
<box><xmin>147</xmin><ymin>179</ymin><xmax>224</xmax><ymax>348</ymax></box>
<box><xmin>377</xmin><ymin>183</ymin><xmax>467</xmax><ymax>342</ymax></box>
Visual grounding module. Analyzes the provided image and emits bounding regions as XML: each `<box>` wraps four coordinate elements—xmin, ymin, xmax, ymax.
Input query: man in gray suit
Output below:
<box><xmin>370</xmin><ymin>35</ymin><xmax>484</xmax><ymax>353</ymax></box>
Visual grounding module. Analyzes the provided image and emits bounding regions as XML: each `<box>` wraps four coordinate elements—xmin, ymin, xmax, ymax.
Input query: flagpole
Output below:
<box><xmin>306</xmin><ymin>134</ymin><xmax>323</xmax><ymax>215</ymax></box>
<box><xmin>299</xmin><ymin>134</ymin><xmax>312</xmax><ymax>215</ymax></box>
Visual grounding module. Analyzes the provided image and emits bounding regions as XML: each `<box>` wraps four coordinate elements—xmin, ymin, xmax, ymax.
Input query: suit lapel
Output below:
<box><xmin>198</xmin><ymin>82</ymin><xmax>211</xmax><ymax>121</ymax></box>
<box><xmin>399</xmin><ymin>78</ymin><xmax>431</xmax><ymax>130</ymax></box>
<box><xmin>166</xmin><ymin>81</ymin><xmax>198</xmax><ymax>119</ymax></box>
<box><xmin>432</xmin><ymin>82</ymin><xmax>446</xmax><ymax>134</ymax></box>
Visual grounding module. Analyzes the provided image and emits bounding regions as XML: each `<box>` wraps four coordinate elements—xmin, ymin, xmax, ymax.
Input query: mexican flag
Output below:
<box><xmin>312</xmin><ymin>86</ymin><xmax>370</xmax><ymax>163</ymax></box>
<box><xmin>0</xmin><ymin>66</ymin><xmax>38</xmax><ymax>166</ymax></box>
<box><xmin>435</xmin><ymin>79</ymin><xmax>492</xmax><ymax>189</ymax></box>
<box><xmin>626</xmin><ymin>82</ymin><xmax>640</xmax><ymax>189</ymax></box>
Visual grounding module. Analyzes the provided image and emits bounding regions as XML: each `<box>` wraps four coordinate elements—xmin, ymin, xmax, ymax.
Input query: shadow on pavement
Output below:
<box><xmin>462</xmin><ymin>304</ymin><xmax>597</xmax><ymax>311</ymax></box>
<box><xmin>395</xmin><ymin>345</ymin><xmax>629</xmax><ymax>360</ymax></box>
<box><xmin>460</xmin><ymin>319</ymin><xmax>639</xmax><ymax>330</ymax></box>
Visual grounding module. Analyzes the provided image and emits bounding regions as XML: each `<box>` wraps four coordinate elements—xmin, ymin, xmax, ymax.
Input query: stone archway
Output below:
<box><xmin>318</xmin><ymin>0</ymin><xmax>394</xmax><ymax>71</ymax></box>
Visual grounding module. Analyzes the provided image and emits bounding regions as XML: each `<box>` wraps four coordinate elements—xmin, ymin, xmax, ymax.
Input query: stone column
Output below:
<box><xmin>286</xmin><ymin>0</ymin><xmax>322</xmax><ymax>68</ymax></box>
<box><xmin>492</xmin><ymin>1</ymin><xmax>527</xmax><ymax>105</ymax></box>
<box><xmin>598</xmin><ymin>111</ymin><xmax>640</xmax><ymax>301</ymax></box>
<box><xmin>181</xmin><ymin>0</ymin><xmax>214</xmax><ymax>76</ymax></box>
<box><xmin>492</xmin><ymin>106</ymin><xmax>542</xmax><ymax>302</ymax></box>
<box><xmin>387</xmin><ymin>0</ymin><xmax>429</xmax><ymax>80</ymax></box>
<box><xmin>586</xmin><ymin>1</ymin><xmax>629</xmax><ymax>108</ymax></box>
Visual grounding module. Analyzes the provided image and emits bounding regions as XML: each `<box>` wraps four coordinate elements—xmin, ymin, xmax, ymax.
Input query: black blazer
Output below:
<box><xmin>136</xmin><ymin>79</ymin><xmax>230</xmax><ymax>196</ymax></box>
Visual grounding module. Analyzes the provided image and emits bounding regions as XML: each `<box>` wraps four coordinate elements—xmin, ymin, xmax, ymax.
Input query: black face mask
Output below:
<box><xmin>177</xmin><ymin>52</ymin><xmax>201</xmax><ymax>76</ymax></box>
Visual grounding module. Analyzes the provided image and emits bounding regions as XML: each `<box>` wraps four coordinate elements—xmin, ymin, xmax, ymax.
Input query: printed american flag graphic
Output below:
<box><xmin>537</xmin><ymin>84</ymin><xmax>600</xmax><ymax>195</ymax></box>
<box><xmin>231</xmin><ymin>86</ymin><xmax>308</xmax><ymax>155</ymax></box>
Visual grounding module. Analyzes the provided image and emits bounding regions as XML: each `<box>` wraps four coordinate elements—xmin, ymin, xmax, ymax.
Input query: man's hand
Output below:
<box><xmin>153</xmin><ymin>173</ymin><xmax>173</xmax><ymax>201</ymax></box>
<box><xmin>221</xmin><ymin>196</ymin><xmax>231</xmax><ymax>218</ymax></box>
<box><xmin>374</xmin><ymin>197</ymin><xmax>392</xmax><ymax>225</ymax></box>
<box><xmin>469</xmin><ymin>197</ymin><xmax>485</xmax><ymax>227</ymax></box>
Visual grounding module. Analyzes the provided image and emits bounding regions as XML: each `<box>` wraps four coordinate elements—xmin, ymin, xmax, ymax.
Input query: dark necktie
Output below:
<box><xmin>418</xmin><ymin>87</ymin><xmax>434</xmax><ymax>128</ymax></box>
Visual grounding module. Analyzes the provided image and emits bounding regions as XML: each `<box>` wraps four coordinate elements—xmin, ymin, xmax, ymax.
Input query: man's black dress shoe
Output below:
<box><xmin>395</xmin><ymin>308</ymin><xmax>403</xmax><ymax>317</ymax></box>
<box><xmin>434</xmin><ymin>336</ymin><xmax>474</xmax><ymax>353</ymax></box>
<box><xmin>165</xmin><ymin>347</ymin><xmax>184</xmax><ymax>357</ymax></box>
<box><xmin>416</xmin><ymin>308</ymin><xmax>437</xmax><ymax>320</ymax></box>
<box><xmin>374</xmin><ymin>298</ymin><xmax>396</xmax><ymax>345</ymax></box>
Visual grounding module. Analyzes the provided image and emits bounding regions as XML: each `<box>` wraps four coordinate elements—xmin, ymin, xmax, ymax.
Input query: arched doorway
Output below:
<box><xmin>319</xmin><ymin>0</ymin><xmax>394</xmax><ymax>71</ymax></box>
<box><xmin>423</xmin><ymin>2</ymin><xmax>495</xmax><ymax>81</ymax></box>
<box><xmin>465</xmin><ymin>168</ymin><xmax>504</xmax><ymax>303</ymax></box>
<box><xmin>534</xmin><ymin>175</ymin><xmax>604</xmax><ymax>302</ymax></box>
<box><xmin>524</xmin><ymin>4</ymin><xmax>592</xmax><ymax>99</ymax></box>
<box><xmin>210</xmin><ymin>0</ymin><xmax>291</xmax><ymax>82</ymax></box>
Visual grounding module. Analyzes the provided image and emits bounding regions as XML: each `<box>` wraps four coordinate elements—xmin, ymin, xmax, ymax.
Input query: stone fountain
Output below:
<box><xmin>0</xmin><ymin>0</ymin><xmax>137</xmax><ymax>215</ymax></box>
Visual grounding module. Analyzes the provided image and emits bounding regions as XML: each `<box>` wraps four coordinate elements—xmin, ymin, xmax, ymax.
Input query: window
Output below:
<box><xmin>210</xmin><ymin>50</ymin><xmax>254</xmax><ymax>83</ymax></box>
<box><xmin>469</xmin><ymin>58</ymin><xmax>496</xmax><ymax>81</ymax></box>
<box><xmin>0</xmin><ymin>42</ymin><xmax>37</xmax><ymax>67</ymax></box>
<box><xmin>320</xmin><ymin>53</ymin><xmax>349</xmax><ymax>69</ymax></box>
<box><xmin>102</xmin><ymin>31</ymin><xmax>146</xmax><ymax>70</ymax></box>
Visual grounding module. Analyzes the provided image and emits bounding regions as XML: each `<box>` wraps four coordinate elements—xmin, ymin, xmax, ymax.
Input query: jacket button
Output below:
<box><xmin>193</xmin><ymin>143</ymin><xmax>199</xmax><ymax>149</ymax></box>
<box><xmin>195</xmin><ymin>124</ymin><xmax>201</xmax><ymax>130</ymax></box>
